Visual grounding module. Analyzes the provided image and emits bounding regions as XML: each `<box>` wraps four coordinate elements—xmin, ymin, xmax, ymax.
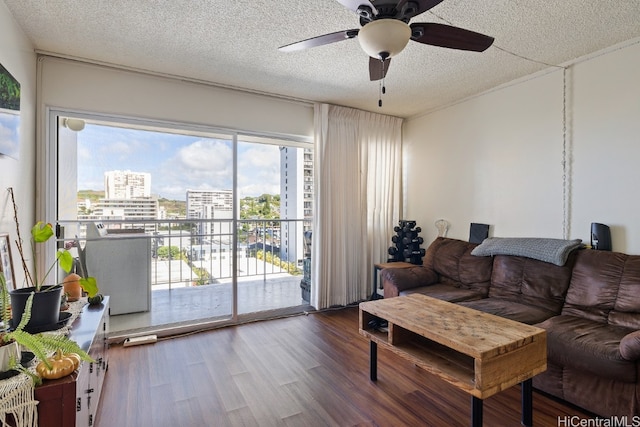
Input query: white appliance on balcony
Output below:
<box><xmin>85</xmin><ymin>222</ymin><xmax>151</xmax><ymax>315</ymax></box>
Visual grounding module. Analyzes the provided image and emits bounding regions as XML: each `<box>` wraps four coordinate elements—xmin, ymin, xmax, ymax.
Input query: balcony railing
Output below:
<box><xmin>58</xmin><ymin>218</ymin><xmax>310</xmax><ymax>291</ymax></box>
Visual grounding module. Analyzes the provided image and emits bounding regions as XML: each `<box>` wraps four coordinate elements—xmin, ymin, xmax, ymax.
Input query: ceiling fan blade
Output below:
<box><xmin>279</xmin><ymin>29</ymin><xmax>359</xmax><ymax>52</ymax></box>
<box><xmin>410</xmin><ymin>23</ymin><xmax>494</xmax><ymax>52</ymax></box>
<box><xmin>369</xmin><ymin>56</ymin><xmax>391</xmax><ymax>81</ymax></box>
<box><xmin>402</xmin><ymin>0</ymin><xmax>446</xmax><ymax>19</ymax></box>
<box><xmin>335</xmin><ymin>0</ymin><xmax>378</xmax><ymax>15</ymax></box>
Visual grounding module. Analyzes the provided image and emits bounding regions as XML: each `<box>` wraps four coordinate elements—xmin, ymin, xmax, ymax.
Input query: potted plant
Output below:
<box><xmin>7</xmin><ymin>187</ymin><xmax>99</xmax><ymax>331</ymax></box>
<box><xmin>62</xmin><ymin>237</ymin><xmax>96</xmax><ymax>302</ymax></box>
<box><xmin>1</xmin><ymin>272</ymin><xmax>93</xmax><ymax>382</ymax></box>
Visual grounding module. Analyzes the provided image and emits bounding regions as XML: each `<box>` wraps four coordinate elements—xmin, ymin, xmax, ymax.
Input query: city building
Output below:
<box><xmin>92</xmin><ymin>198</ymin><xmax>159</xmax><ymax>228</ymax></box>
<box><xmin>79</xmin><ymin>170</ymin><xmax>159</xmax><ymax>233</ymax></box>
<box><xmin>104</xmin><ymin>170</ymin><xmax>151</xmax><ymax>199</ymax></box>
<box><xmin>279</xmin><ymin>146</ymin><xmax>313</xmax><ymax>263</ymax></box>
<box><xmin>186</xmin><ymin>189</ymin><xmax>233</xmax><ymax>243</ymax></box>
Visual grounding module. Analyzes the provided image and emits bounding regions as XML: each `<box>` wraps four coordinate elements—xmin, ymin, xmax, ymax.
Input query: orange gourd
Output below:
<box><xmin>36</xmin><ymin>349</ymin><xmax>77</xmax><ymax>379</ymax></box>
<box><xmin>65</xmin><ymin>352</ymin><xmax>81</xmax><ymax>370</ymax></box>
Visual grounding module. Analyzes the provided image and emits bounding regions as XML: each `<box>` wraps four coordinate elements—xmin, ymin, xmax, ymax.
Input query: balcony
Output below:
<box><xmin>59</xmin><ymin>218</ymin><xmax>312</xmax><ymax>338</ymax></box>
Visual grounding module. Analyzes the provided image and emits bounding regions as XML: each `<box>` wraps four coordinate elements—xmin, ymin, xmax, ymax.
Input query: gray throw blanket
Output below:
<box><xmin>471</xmin><ymin>237</ymin><xmax>583</xmax><ymax>266</ymax></box>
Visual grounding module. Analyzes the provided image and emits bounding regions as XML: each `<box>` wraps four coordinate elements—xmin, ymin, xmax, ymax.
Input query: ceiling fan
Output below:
<box><xmin>279</xmin><ymin>0</ymin><xmax>495</xmax><ymax>81</ymax></box>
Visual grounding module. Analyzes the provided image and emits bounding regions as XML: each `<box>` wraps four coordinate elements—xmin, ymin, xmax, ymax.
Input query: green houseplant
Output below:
<box><xmin>1</xmin><ymin>272</ymin><xmax>93</xmax><ymax>382</ymax></box>
<box><xmin>7</xmin><ymin>187</ymin><xmax>99</xmax><ymax>331</ymax></box>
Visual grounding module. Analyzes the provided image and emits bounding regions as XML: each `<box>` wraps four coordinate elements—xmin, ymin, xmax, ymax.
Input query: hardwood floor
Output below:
<box><xmin>96</xmin><ymin>306</ymin><xmax>590</xmax><ymax>426</ymax></box>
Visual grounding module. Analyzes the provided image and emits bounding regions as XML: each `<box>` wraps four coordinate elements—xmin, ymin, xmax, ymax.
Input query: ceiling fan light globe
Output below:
<box><xmin>358</xmin><ymin>19</ymin><xmax>411</xmax><ymax>59</ymax></box>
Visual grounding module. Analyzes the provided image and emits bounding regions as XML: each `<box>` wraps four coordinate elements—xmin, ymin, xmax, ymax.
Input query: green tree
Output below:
<box><xmin>240</xmin><ymin>194</ymin><xmax>280</xmax><ymax>220</ymax></box>
<box><xmin>261</xmin><ymin>195</ymin><xmax>272</xmax><ymax>217</ymax></box>
<box><xmin>156</xmin><ymin>245</ymin><xmax>181</xmax><ymax>260</ymax></box>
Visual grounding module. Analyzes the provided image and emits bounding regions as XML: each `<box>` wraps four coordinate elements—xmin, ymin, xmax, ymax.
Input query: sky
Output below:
<box><xmin>77</xmin><ymin>123</ymin><xmax>284</xmax><ymax>201</ymax></box>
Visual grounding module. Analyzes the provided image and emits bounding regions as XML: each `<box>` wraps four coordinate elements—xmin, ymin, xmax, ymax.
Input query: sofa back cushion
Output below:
<box><xmin>562</xmin><ymin>250</ymin><xmax>626</xmax><ymax>323</ymax></box>
<box><xmin>424</xmin><ymin>237</ymin><xmax>493</xmax><ymax>293</ymax></box>
<box><xmin>488</xmin><ymin>253</ymin><xmax>576</xmax><ymax>314</ymax></box>
<box><xmin>610</xmin><ymin>255</ymin><xmax>640</xmax><ymax>329</ymax></box>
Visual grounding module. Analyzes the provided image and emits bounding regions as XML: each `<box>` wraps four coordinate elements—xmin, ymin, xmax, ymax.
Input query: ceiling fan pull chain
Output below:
<box><xmin>378</xmin><ymin>80</ymin><xmax>383</xmax><ymax>107</ymax></box>
<box><xmin>378</xmin><ymin>58</ymin><xmax>386</xmax><ymax>107</ymax></box>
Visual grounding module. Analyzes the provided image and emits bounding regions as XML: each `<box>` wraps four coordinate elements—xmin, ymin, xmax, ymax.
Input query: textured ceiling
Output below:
<box><xmin>4</xmin><ymin>0</ymin><xmax>640</xmax><ymax>118</ymax></box>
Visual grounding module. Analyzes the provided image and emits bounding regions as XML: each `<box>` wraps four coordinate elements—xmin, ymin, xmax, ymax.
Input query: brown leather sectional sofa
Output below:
<box><xmin>380</xmin><ymin>237</ymin><xmax>640</xmax><ymax>418</ymax></box>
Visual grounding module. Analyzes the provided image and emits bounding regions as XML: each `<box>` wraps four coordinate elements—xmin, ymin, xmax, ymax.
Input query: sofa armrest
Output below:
<box><xmin>381</xmin><ymin>267</ymin><xmax>438</xmax><ymax>298</ymax></box>
<box><xmin>620</xmin><ymin>330</ymin><xmax>640</xmax><ymax>361</ymax></box>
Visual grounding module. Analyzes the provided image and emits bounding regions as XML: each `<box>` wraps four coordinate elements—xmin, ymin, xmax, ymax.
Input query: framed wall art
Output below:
<box><xmin>0</xmin><ymin>233</ymin><xmax>16</xmax><ymax>290</ymax></box>
<box><xmin>0</xmin><ymin>62</ymin><xmax>21</xmax><ymax>160</ymax></box>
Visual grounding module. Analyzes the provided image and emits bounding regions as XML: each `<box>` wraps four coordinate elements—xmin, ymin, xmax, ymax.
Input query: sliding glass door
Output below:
<box><xmin>236</xmin><ymin>137</ymin><xmax>312</xmax><ymax>315</ymax></box>
<box><xmin>50</xmin><ymin>111</ymin><xmax>312</xmax><ymax>335</ymax></box>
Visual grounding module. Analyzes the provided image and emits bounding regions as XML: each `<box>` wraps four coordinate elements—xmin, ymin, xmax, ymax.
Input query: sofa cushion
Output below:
<box><xmin>381</xmin><ymin>267</ymin><xmax>438</xmax><ymax>298</ymax></box>
<box><xmin>562</xmin><ymin>367</ymin><xmax>638</xmax><ymax>419</ymax></box>
<box><xmin>424</xmin><ymin>237</ymin><xmax>493</xmax><ymax>292</ymax></box>
<box><xmin>562</xmin><ymin>250</ymin><xmax>627</xmax><ymax>323</ymax></box>
<box><xmin>488</xmin><ymin>254</ymin><xmax>575</xmax><ymax>315</ymax></box>
<box><xmin>400</xmin><ymin>284</ymin><xmax>485</xmax><ymax>303</ymax></box>
<box><xmin>609</xmin><ymin>255</ymin><xmax>640</xmax><ymax>329</ymax></box>
<box><xmin>459</xmin><ymin>298</ymin><xmax>557</xmax><ymax>324</ymax></box>
<box><xmin>620</xmin><ymin>330</ymin><xmax>640</xmax><ymax>361</ymax></box>
<box><xmin>537</xmin><ymin>315</ymin><xmax>636</xmax><ymax>383</ymax></box>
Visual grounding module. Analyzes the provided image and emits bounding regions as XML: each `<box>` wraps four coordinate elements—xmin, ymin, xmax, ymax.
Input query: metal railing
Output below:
<box><xmin>58</xmin><ymin>218</ymin><xmax>310</xmax><ymax>291</ymax></box>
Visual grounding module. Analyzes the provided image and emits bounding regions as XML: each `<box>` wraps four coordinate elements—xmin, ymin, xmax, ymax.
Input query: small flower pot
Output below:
<box><xmin>63</xmin><ymin>273</ymin><xmax>83</xmax><ymax>302</ymax></box>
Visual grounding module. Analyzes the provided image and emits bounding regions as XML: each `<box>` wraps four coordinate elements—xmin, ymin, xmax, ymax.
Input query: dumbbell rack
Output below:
<box><xmin>387</xmin><ymin>220</ymin><xmax>425</xmax><ymax>265</ymax></box>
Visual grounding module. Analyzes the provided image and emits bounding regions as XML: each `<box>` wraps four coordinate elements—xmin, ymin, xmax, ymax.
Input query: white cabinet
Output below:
<box><xmin>34</xmin><ymin>297</ymin><xmax>109</xmax><ymax>427</ymax></box>
<box><xmin>76</xmin><ymin>300</ymin><xmax>109</xmax><ymax>426</ymax></box>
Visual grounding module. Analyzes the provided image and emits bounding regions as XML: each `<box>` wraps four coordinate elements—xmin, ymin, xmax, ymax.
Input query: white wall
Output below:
<box><xmin>0</xmin><ymin>2</ymin><xmax>37</xmax><ymax>288</ymax></box>
<box><xmin>570</xmin><ymin>43</ymin><xmax>640</xmax><ymax>253</ymax></box>
<box><xmin>38</xmin><ymin>57</ymin><xmax>314</xmax><ymax>138</ymax></box>
<box><xmin>403</xmin><ymin>40</ymin><xmax>640</xmax><ymax>254</ymax></box>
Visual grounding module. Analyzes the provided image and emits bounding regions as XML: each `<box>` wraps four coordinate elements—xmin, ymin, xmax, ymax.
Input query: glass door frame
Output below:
<box><xmin>42</xmin><ymin>107</ymin><xmax>312</xmax><ymax>327</ymax></box>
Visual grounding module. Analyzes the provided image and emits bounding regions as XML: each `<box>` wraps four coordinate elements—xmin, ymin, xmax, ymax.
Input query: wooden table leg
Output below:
<box><xmin>370</xmin><ymin>341</ymin><xmax>377</xmax><ymax>381</ymax></box>
<box><xmin>370</xmin><ymin>266</ymin><xmax>383</xmax><ymax>300</ymax></box>
<box><xmin>521</xmin><ymin>378</ymin><xmax>533</xmax><ymax>426</ymax></box>
<box><xmin>471</xmin><ymin>396</ymin><xmax>483</xmax><ymax>427</ymax></box>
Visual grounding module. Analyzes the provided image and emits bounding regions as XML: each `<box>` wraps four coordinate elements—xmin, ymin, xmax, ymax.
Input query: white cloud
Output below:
<box><xmin>176</xmin><ymin>139</ymin><xmax>232</xmax><ymax>172</ymax></box>
<box><xmin>237</xmin><ymin>144</ymin><xmax>281</xmax><ymax>197</ymax></box>
<box><xmin>76</xmin><ymin>125</ymin><xmax>293</xmax><ymax>201</ymax></box>
<box><xmin>238</xmin><ymin>182</ymin><xmax>280</xmax><ymax>198</ymax></box>
<box><xmin>153</xmin><ymin>139</ymin><xmax>234</xmax><ymax>199</ymax></box>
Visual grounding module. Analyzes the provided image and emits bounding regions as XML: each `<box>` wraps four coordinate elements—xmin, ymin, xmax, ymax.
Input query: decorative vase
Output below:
<box><xmin>0</xmin><ymin>341</ymin><xmax>20</xmax><ymax>373</ymax></box>
<box><xmin>63</xmin><ymin>273</ymin><xmax>83</xmax><ymax>302</ymax></box>
<box><xmin>9</xmin><ymin>285</ymin><xmax>63</xmax><ymax>332</ymax></box>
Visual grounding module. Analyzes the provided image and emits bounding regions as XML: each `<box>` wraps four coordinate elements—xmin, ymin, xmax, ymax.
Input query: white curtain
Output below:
<box><xmin>311</xmin><ymin>104</ymin><xmax>402</xmax><ymax>309</ymax></box>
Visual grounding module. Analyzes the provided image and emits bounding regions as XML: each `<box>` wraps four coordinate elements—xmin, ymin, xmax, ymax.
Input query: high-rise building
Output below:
<box><xmin>279</xmin><ymin>146</ymin><xmax>313</xmax><ymax>263</ymax></box>
<box><xmin>104</xmin><ymin>170</ymin><xmax>151</xmax><ymax>199</ymax></box>
<box><xmin>92</xmin><ymin>198</ymin><xmax>159</xmax><ymax>229</ymax></box>
<box><xmin>186</xmin><ymin>189</ymin><xmax>233</xmax><ymax>243</ymax></box>
<box><xmin>302</xmin><ymin>148</ymin><xmax>313</xmax><ymax>223</ymax></box>
<box><xmin>85</xmin><ymin>170</ymin><xmax>158</xmax><ymax>233</ymax></box>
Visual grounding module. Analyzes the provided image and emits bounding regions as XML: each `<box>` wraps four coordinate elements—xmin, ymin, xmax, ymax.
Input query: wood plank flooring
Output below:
<box><xmin>95</xmin><ymin>306</ymin><xmax>591</xmax><ymax>426</ymax></box>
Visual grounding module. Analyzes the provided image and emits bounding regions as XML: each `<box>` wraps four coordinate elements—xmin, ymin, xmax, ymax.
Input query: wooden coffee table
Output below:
<box><xmin>359</xmin><ymin>294</ymin><xmax>547</xmax><ymax>426</ymax></box>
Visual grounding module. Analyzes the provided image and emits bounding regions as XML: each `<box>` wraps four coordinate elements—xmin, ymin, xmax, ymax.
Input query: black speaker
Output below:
<box><xmin>469</xmin><ymin>223</ymin><xmax>490</xmax><ymax>244</ymax></box>
<box><xmin>591</xmin><ymin>223</ymin><xmax>612</xmax><ymax>251</ymax></box>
